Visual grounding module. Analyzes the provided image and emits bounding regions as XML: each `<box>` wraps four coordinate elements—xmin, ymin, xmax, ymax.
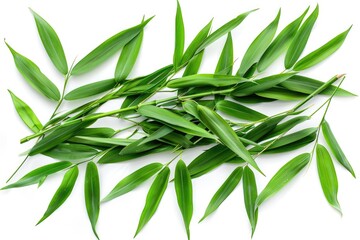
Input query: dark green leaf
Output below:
<box><xmin>120</xmin><ymin>138</ymin><xmax>162</xmax><ymax>155</ymax></box>
<box><xmin>37</xmin><ymin>166</ymin><xmax>78</xmax><ymax>225</ymax></box>
<box><xmin>285</xmin><ymin>5</ymin><xmax>319</xmax><ymax>69</ymax></box>
<box><xmin>265</xmin><ymin>116</ymin><xmax>309</xmax><ymax>139</ymax></box>
<box><xmin>8</xmin><ymin>90</ymin><xmax>43</xmax><ymax>133</ymax></box>
<box><xmin>243</xmin><ymin>166</ymin><xmax>258</xmax><ymax>236</ymax></box>
<box><xmin>30</xmin><ymin>9</ymin><xmax>68</xmax><ymax>74</ymax></box>
<box><xmin>43</xmin><ymin>143</ymin><xmax>99</xmax><ymax>161</ymax></box>
<box><xmin>215</xmin><ymin>32</ymin><xmax>233</xmax><ymax>75</ymax></box>
<box><xmin>174</xmin><ymin>1</ymin><xmax>185</xmax><ymax>70</ymax></box>
<box><xmin>65</xmin><ymin>79</ymin><xmax>117</xmax><ymax>100</ymax></box>
<box><xmin>76</xmin><ymin>127</ymin><xmax>116</xmax><ymax>138</ymax></box>
<box><xmin>216</xmin><ymin>100</ymin><xmax>267</xmax><ymax>121</ymax></box>
<box><xmin>84</xmin><ymin>162</ymin><xmax>100</xmax><ymax>240</ymax></box>
<box><xmin>6</xmin><ymin>42</ymin><xmax>60</xmax><ymax>101</ymax></box>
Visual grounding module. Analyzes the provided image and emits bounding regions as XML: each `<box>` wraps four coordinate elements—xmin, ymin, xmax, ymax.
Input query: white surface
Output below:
<box><xmin>0</xmin><ymin>0</ymin><xmax>359</xmax><ymax>240</ymax></box>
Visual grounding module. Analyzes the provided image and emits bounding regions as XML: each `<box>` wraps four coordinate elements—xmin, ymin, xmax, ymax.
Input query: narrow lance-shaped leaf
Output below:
<box><xmin>216</xmin><ymin>100</ymin><xmax>267</xmax><ymax>121</ymax></box>
<box><xmin>237</xmin><ymin>10</ymin><xmax>280</xmax><ymax>76</ymax></box>
<box><xmin>197</xmin><ymin>105</ymin><xmax>264</xmax><ymax>175</ymax></box>
<box><xmin>135</xmin><ymin>167</ymin><xmax>170</xmax><ymax>237</ymax></box>
<box><xmin>65</xmin><ymin>78</ymin><xmax>117</xmax><ymax>100</ymax></box>
<box><xmin>258</xmin><ymin>7</ymin><xmax>309</xmax><ymax>72</ymax></box>
<box><xmin>84</xmin><ymin>162</ymin><xmax>100</xmax><ymax>240</ymax></box>
<box><xmin>6</xmin><ymin>42</ymin><xmax>60</xmax><ymax>101</ymax></box>
<box><xmin>255</xmin><ymin>153</ymin><xmax>310</xmax><ymax>208</ymax></box>
<box><xmin>316</xmin><ymin>144</ymin><xmax>342</xmax><ymax>213</ymax></box>
<box><xmin>168</xmin><ymin>74</ymin><xmax>248</xmax><ymax>88</ymax></box>
<box><xmin>8</xmin><ymin>90</ymin><xmax>43</xmax><ymax>133</ymax></box>
<box><xmin>30</xmin><ymin>9</ymin><xmax>68</xmax><ymax>74</ymax></box>
<box><xmin>138</xmin><ymin>105</ymin><xmax>215</xmax><ymax>139</ymax></box>
<box><xmin>173</xmin><ymin>0</ymin><xmax>185</xmax><ymax>70</ymax></box>
<box><xmin>200</xmin><ymin>167</ymin><xmax>243</xmax><ymax>222</ymax></box>
<box><xmin>37</xmin><ymin>166</ymin><xmax>79</xmax><ymax>225</ymax></box>
<box><xmin>285</xmin><ymin>5</ymin><xmax>319</xmax><ymax>69</ymax></box>
<box><xmin>1</xmin><ymin>161</ymin><xmax>72</xmax><ymax>190</ymax></box>
<box><xmin>115</xmin><ymin>20</ymin><xmax>144</xmax><ymax>81</ymax></box>
<box><xmin>72</xmin><ymin>17</ymin><xmax>153</xmax><ymax>75</ymax></box>
<box><xmin>175</xmin><ymin>160</ymin><xmax>193</xmax><ymax>240</ymax></box>
<box><xmin>215</xmin><ymin>32</ymin><xmax>233</xmax><ymax>75</ymax></box>
<box><xmin>243</xmin><ymin>166</ymin><xmax>258</xmax><ymax>237</ymax></box>
<box><xmin>183</xmin><ymin>50</ymin><xmax>204</xmax><ymax>77</ymax></box>
<box><xmin>294</xmin><ymin>27</ymin><xmax>351</xmax><ymax>71</ymax></box>
<box><xmin>42</xmin><ymin>143</ymin><xmax>99</xmax><ymax>161</ymax></box>
<box><xmin>256</xmin><ymin>87</ymin><xmax>307</xmax><ymax>101</ymax></box>
<box><xmin>322</xmin><ymin>121</ymin><xmax>355</xmax><ymax>178</ymax></box>
<box><xmin>102</xmin><ymin>163</ymin><xmax>163</xmax><ymax>202</ymax></box>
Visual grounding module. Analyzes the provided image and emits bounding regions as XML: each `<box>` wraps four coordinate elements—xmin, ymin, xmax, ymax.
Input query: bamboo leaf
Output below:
<box><xmin>37</xmin><ymin>166</ymin><xmax>78</xmax><ymax>225</ymax></box>
<box><xmin>256</xmin><ymin>153</ymin><xmax>310</xmax><ymax>208</ymax></box>
<box><xmin>102</xmin><ymin>163</ymin><xmax>163</xmax><ymax>202</ymax></box>
<box><xmin>232</xmin><ymin>72</ymin><xmax>297</xmax><ymax>97</ymax></box>
<box><xmin>120</xmin><ymin>138</ymin><xmax>162</xmax><ymax>155</ymax></box>
<box><xmin>197</xmin><ymin>105</ymin><xmax>263</xmax><ymax>175</ymax></box>
<box><xmin>84</xmin><ymin>162</ymin><xmax>100</xmax><ymax>240</ymax></box>
<box><xmin>216</xmin><ymin>100</ymin><xmax>267</xmax><ymax>121</ymax></box>
<box><xmin>183</xmin><ymin>50</ymin><xmax>204</xmax><ymax>77</ymax></box>
<box><xmin>138</xmin><ymin>105</ymin><xmax>215</xmax><ymax>139</ymax></box>
<box><xmin>265</xmin><ymin>116</ymin><xmax>309</xmax><ymax>139</ymax></box>
<box><xmin>258</xmin><ymin>7</ymin><xmax>309</xmax><ymax>72</ymax></box>
<box><xmin>8</xmin><ymin>90</ymin><xmax>43</xmax><ymax>133</ymax></box>
<box><xmin>261</xmin><ymin>133</ymin><xmax>316</xmax><ymax>154</ymax></box>
<box><xmin>135</xmin><ymin>167</ymin><xmax>170</xmax><ymax>237</ymax></box>
<box><xmin>243</xmin><ymin>166</ymin><xmax>258</xmax><ymax>236</ymax></box>
<box><xmin>200</xmin><ymin>167</ymin><xmax>243</xmax><ymax>222</ymax></box>
<box><xmin>256</xmin><ymin>87</ymin><xmax>307</xmax><ymax>101</ymax></box>
<box><xmin>72</xmin><ymin>17</ymin><xmax>153</xmax><ymax>75</ymax></box>
<box><xmin>139</xmin><ymin>126</ymin><xmax>174</xmax><ymax>145</ymax></box>
<box><xmin>76</xmin><ymin>127</ymin><xmax>116</xmax><ymax>138</ymax></box>
<box><xmin>6</xmin><ymin>42</ymin><xmax>60</xmax><ymax>101</ymax></box>
<box><xmin>322</xmin><ymin>121</ymin><xmax>355</xmax><ymax>178</ymax></box>
<box><xmin>215</xmin><ymin>32</ymin><xmax>233</xmax><ymax>75</ymax></box>
<box><xmin>168</xmin><ymin>74</ymin><xmax>248</xmax><ymax>88</ymax></box>
<box><xmin>316</xmin><ymin>144</ymin><xmax>342</xmax><ymax>213</ymax></box>
<box><xmin>69</xmin><ymin>136</ymin><xmax>134</xmax><ymax>147</ymax></box>
<box><xmin>294</xmin><ymin>27</ymin><xmax>351</xmax><ymax>71</ymax></box>
<box><xmin>174</xmin><ymin>1</ymin><xmax>185</xmax><ymax>70</ymax></box>
<box><xmin>30</xmin><ymin>9</ymin><xmax>68</xmax><ymax>74</ymax></box>
<box><xmin>175</xmin><ymin>160</ymin><xmax>193</xmax><ymax>239</ymax></box>
<box><xmin>43</xmin><ymin>143</ymin><xmax>99</xmax><ymax>161</ymax></box>
<box><xmin>285</xmin><ymin>5</ymin><xmax>319</xmax><ymax>69</ymax></box>
<box><xmin>65</xmin><ymin>79</ymin><xmax>117</xmax><ymax>100</ymax></box>
<box><xmin>237</xmin><ymin>10</ymin><xmax>280</xmax><ymax>76</ymax></box>
<box><xmin>2</xmin><ymin>161</ymin><xmax>72</xmax><ymax>190</ymax></box>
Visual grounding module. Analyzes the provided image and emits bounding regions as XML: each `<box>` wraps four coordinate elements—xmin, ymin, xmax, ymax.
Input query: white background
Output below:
<box><xmin>0</xmin><ymin>0</ymin><xmax>359</xmax><ymax>239</ymax></box>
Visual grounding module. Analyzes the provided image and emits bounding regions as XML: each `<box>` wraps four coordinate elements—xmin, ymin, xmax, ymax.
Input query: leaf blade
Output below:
<box><xmin>173</xmin><ymin>1</ymin><xmax>185</xmax><ymax>70</ymax></box>
<box><xmin>243</xmin><ymin>167</ymin><xmax>258</xmax><ymax>236</ymax></box>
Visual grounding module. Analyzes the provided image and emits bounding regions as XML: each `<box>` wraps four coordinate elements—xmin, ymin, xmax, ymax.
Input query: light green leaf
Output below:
<box><xmin>37</xmin><ymin>166</ymin><xmax>78</xmax><ymax>225</ymax></box>
<box><xmin>243</xmin><ymin>166</ymin><xmax>258</xmax><ymax>237</ymax></box>
<box><xmin>237</xmin><ymin>10</ymin><xmax>280</xmax><ymax>76</ymax></box>
<box><xmin>174</xmin><ymin>1</ymin><xmax>185</xmax><ymax>70</ymax></box>
<box><xmin>43</xmin><ymin>143</ymin><xmax>99</xmax><ymax>161</ymax></box>
<box><xmin>215</xmin><ymin>32</ymin><xmax>233</xmax><ymax>75</ymax></box>
<box><xmin>65</xmin><ymin>79</ymin><xmax>117</xmax><ymax>100</ymax></box>
<box><xmin>30</xmin><ymin>9</ymin><xmax>68</xmax><ymax>74</ymax></box>
<box><xmin>256</xmin><ymin>153</ymin><xmax>310</xmax><ymax>207</ymax></box>
<box><xmin>8</xmin><ymin>90</ymin><xmax>43</xmax><ymax>133</ymax></box>
<box><xmin>285</xmin><ymin>5</ymin><xmax>319</xmax><ymax>69</ymax></box>
<box><xmin>216</xmin><ymin>100</ymin><xmax>267</xmax><ymax>121</ymax></box>
<box><xmin>316</xmin><ymin>144</ymin><xmax>342</xmax><ymax>213</ymax></box>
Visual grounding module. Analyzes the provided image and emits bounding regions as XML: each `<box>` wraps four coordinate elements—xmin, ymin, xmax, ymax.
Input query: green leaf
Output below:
<box><xmin>285</xmin><ymin>5</ymin><xmax>319</xmax><ymax>69</ymax></box>
<box><xmin>2</xmin><ymin>161</ymin><xmax>72</xmax><ymax>190</ymax></box>
<box><xmin>316</xmin><ymin>144</ymin><xmax>342</xmax><ymax>213</ymax></box>
<box><xmin>8</xmin><ymin>90</ymin><xmax>43</xmax><ymax>133</ymax></box>
<box><xmin>168</xmin><ymin>74</ymin><xmax>248</xmax><ymax>88</ymax></box>
<box><xmin>30</xmin><ymin>121</ymin><xmax>94</xmax><ymax>155</ymax></box>
<box><xmin>232</xmin><ymin>72</ymin><xmax>297</xmax><ymax>97</ymax></box>
<box><xmin>216</xmin><ymin>100</ymin><xmax>267</xmax><ymax>121</ymax></box>
<box><xmin>294</xmin><ymin>27</ymin><xmax>351</xmax><ymax>70</ymax></box>
<box><xmin>42</xmin><ymin>143</ymin><xmax>99</xmax><ymax>161</ymax></box>
<box><xmin>37</xmin><ymin>166</ymin><xmax>78</xmax><ymax>225</ymax></box>
<box><xmin>255</xmin><ymin>153</ymin><xmax>310</xmax><ymax>208</ymax></box>
<box><xmin>215</xmin><ymin>32</ymin><xmax>233</xmax><ymax>75</ymax></box>
<box><xmin>261</xmin><ymin>133</ymin><xmax>316</xmax><ymax>154</ymax></box>
<box><xmin>115</xmin><ymin>23</ymin><xmax>144</xmax><ymax>81</ymax></box>
<box><xmin>84</xmin><ymin>162</ymin><xmax>100</xmax><ymax>240</ymax></box>
<box><xmin>243</xmin><ymin>167</ymin><xmax>258</xmax><ymax>237</ymax></box>
<box><xmin>197</xmin><ymin>105</ymin><xmax>263</xmax><ymax>175</ymax></box>
<box><xmin>244</xmin><ymin>115</ymin><xmax>285</xmax><ymax>142</ymax></box>
<box><xmin>119</xmin><ymin>138</ymin><xmax>162</xmax><ymax>155</ymax></box>
<box><xmin>138</xmin><ymin>105</ymin><xmax>215</xmax><ymax>139</ymax></box>
<box><xmin>135</xmin><ymin>167</ymin><xmax>170</xmax><ymax>237</ymax></box>
<box><xmin>69</xmin><ymin>136</ymin><xmax>134</xmax><ymax>147</ymax></box>
<box><xmin>280</xmin><ymin>75</ymin><xmax>355</xmax><ymax>96</ymax></box>
<box><xmin>258</xmin><ymin>7</ymin><xmax>309</xmax><ymax>72</ymax></box>
<box><xmin>200</xmin><ymin>167</ymin><xmax>243</xmax><ymax>222</ymax></box>
<box><xmin>174</xmin><ymin>160</ymin><xmax>193</xmax><ymax>239</ymax></box>
<box><xmin>322</xmin><ymin>121</ymin><xmax>355</xmax><ymax>178</ymax></box>
<box><xmin>6</xmin><ymin>42</ymin><xmax>60</xmax><ymax>101</ymax></box>
<box><xmin>139</xmin><ymin>126</ymin><xmax>174</xmax><ymax>145</ymax></box>
<box><xmin>265</xmin><ymin>116</ymin><xmax>309</xmax><ymax>139</ymax></box>
<box><xmin>30</xmin><ymin>9</ymin><xmax>68</xmax><ymax>74</ymax></box>
<box><xmin>173</xmin><ymin>1</ymin><xmax>185</xmax><ymax>70</ymax></box>
<box><xmin>76</xmin><ymin>127</ymin><xmax>116</xmax><ymax>138</ymax></box>
<box><xmin>196</xmin><ymin>9</ymin><xmax>257</xmax><ymax>54</ymax></box>
<box><xmin>183</xmin><ymin>50</ymin><xmax>204</xmax><ymax>77</ymax></box>
<box><xmin>72</xmin><ymin>17</ymin><xmax>153</xmax><ymax>75</ymax></box>
<box><xmin>102</xmin><ymin>163</ymin><xmax>163</xmax><ymax>202</ymax></box>
<box><xmin>237</xmin><ymin>10</ymin><xmax>280</xmax><ymax>76</ymax></box>
<box><xmin>65</xmin><ymin>79</ymin><xmax>117</xmax><ymax>100</ymax></box>
<box><xmin>256</xmin><ymin>87</ymin><xmax>307</xmax><ymax>101</ymax></box>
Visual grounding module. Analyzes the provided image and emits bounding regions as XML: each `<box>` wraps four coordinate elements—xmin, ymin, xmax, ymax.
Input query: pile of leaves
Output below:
<box><xmin>2</xmin><ymin>3</ymin><xmax>355</xmax><ymax>239</ymax></box>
